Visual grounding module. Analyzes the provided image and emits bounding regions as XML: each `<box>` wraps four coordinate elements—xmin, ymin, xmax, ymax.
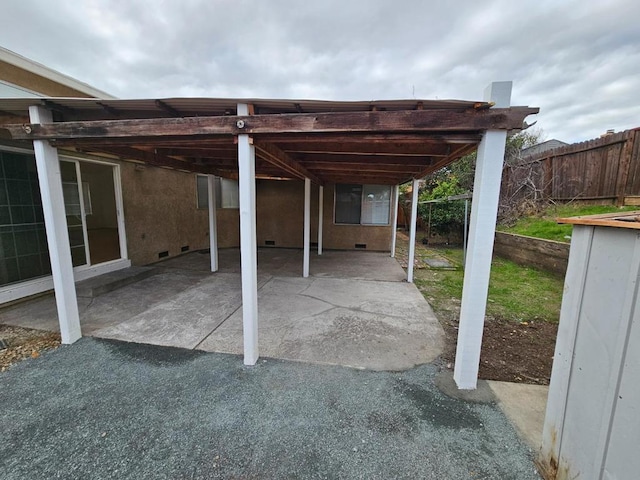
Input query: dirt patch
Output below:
<box><xmin>438</xmin><ymin>314</ymin><xmax>557</xmax><ymax>385</ymax></box>
<box><xmin>0</xmin><ymin>324</ymin><xmax>60</xmax><ymax>372</ymax></box>
<box><xmin>395</xmin><ymin>229</ymin><xmax>559</xmax><ymax>385</ymax></box>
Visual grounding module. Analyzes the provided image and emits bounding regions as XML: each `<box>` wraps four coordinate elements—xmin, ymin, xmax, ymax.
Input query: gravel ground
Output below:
<box><xmin>0</xmin><ymin>338</ymin><xmax>540</xmax><ymax>479</ymax></box>
<box><xmin>0</xmin><ymin>325</ymin><xmax>60</xmax><ymax>372</ymax></box>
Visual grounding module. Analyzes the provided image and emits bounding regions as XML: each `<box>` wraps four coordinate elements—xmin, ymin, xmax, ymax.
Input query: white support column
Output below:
<box><xmin>207</xmin><ymin>175</ymin><xmax>219</xmax><ymax>272</ymax></box>
<box><xmin>317</xmin><ymin>185</ymin><xmax>324</xmax><ymax>255</ymax></box>
<box><xmin>407</xmin><ymin>179</ymin><xmax>419</xmax><ymax>282</ymax></box>
<box><xmin>454</xmin><ymin>81</ymin><xmax>512</xmax><ymax>390</ymax></box>
<box><xmin>29</xmin><ymin>106</ymin><xmax>81</xmax><ymax>344</ymax></box>
<box><xmin>237</xmin><ymin>103</ymin><xmax>259</xmax><ymax>365</ymax></box>
<box><xmin>390</xmin><ymin>184</ymin><xmax>399</xmax><ymax>257</ymax></box>
<box><xmin>303</xmin><ymin>177</ymin><xmax>311</xmax><ymax>277</ymax></box>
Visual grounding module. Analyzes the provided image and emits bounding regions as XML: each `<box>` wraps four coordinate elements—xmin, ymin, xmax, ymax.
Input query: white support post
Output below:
<box><xmin>391</xmin><ymin>184</ymin><xmax>399</xmax><ymax>257</ymax></box>
<box><xmin>303</xmin><ymin>177</ymin><xmax>311</xmax><ymax>277</ymax></box>
<box><xmin>237</xmin><ymin>103</ymin><xmax>259</xmax><ymax>365</ymax></box>
<box><xmin>317</xmin><ymin>185</ymin><xmax>324</xmax><ymax>255</ymax></box>
<box><xmin>407</xmin><ymin>179</ymin><xmax>419</xmax><ymax>282</ymax></box>
<box><xmin>454</xmin><ymin>81</ymin><xmax>512</xmax><ymax>390</ymax></box>
<box><xmin>29</xmin><ymin>105</ymin><xmax>81</xmax><ymax>344</ymax></box>
<box><xmin>207</xmin><ymin>175</ymin><xmax>218</xmax><ymax>272</ymax></box>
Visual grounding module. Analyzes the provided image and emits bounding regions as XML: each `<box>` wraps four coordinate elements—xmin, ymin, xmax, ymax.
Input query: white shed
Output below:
<box><xmin>540</xmin><ymin>211</ymin><xmax>640</xmax><ymax>480</ymax></box>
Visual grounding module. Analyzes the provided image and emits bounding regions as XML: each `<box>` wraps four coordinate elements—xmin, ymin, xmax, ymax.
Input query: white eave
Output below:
<box><xmin>0</xmin><ymin>46</ymin><xmax>115</xmax><ymax>100</ymax></box>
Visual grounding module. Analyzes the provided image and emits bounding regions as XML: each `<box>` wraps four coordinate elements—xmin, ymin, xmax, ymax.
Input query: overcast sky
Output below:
<box><xmin>1</xmin><ymin>0</ymin><xmax>638</xmax><ymax>143</ymax></box>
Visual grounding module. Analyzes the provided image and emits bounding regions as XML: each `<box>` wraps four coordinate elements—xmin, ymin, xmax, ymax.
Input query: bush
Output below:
<box><xmin>418</xmin><ymin>176</ymin><xmax>466</xmax><ymax>241</ymax></box>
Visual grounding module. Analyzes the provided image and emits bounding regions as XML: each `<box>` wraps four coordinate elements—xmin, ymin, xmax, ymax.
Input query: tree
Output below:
<box><xmin>417</xmin><ymin>173</ymin><xmax>466</xmax><ymax>242</ymax></box>
<box><xmin>417</xmin><ymin>129</ymin><xmax>544</xmax><ymax>236</ymax></box>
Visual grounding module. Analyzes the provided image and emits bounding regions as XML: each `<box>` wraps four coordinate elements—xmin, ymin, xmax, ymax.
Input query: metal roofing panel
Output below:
<box><xmin>0</xmin><ymin>96</ymin><xmax>487</xmax><ymax>118</ymax></box>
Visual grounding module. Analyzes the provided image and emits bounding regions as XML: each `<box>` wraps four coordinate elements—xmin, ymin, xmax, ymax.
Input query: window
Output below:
<box><xmin>334</xmin><ymin>183</ymin><xmax>391</xmax><ymax>225</ymax></box>
<box><xmin>196</xmin><ymin>175</ymin><xmax>239</xmax><ymax>209</ymax></box>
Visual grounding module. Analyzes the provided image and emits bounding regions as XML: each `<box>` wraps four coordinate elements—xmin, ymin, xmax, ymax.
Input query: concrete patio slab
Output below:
<box><xmin>91</xmin><ymin>273</ymin><xmax>244</xmax><ymax>349</ymax></box>
<box><xmin>0</xmin><ymin>249</ymin><xmax>444</xmax><ymax>371</ymax></box>
<box><xmin>0</xmin><ymin>338</ymin><xmax>541</xmax><ymax>480</ymax></box>
<box><xmin>198</xmin><ymin>275</ymin><xmax>444</xmax><ymax>370</ymax></box>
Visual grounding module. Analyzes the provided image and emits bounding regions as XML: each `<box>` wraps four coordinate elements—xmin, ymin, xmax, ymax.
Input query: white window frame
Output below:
<box><xmin>333</xmin><ymin>183</ymin><xmax>392</xmax><ymax>226</ymax></box>
<box><xmin>197</xmin><ymin>175</ymin><xmax>239</xmax><ymax>209</ymax></box>
<box><xmin>0</xmin><ymin>145</ymin><xmax>131</xmax><ymax>305</ymax></box>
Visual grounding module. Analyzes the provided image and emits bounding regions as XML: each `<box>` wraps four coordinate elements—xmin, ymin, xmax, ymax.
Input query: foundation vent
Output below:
<box><xmin>265</xmin><ymin>240</ymin><xmax>276</xmax><ymax>246</ymax></box>
<box><xmin>355</xmin><ymin>243</ymin><xmax>367</xmax><ymax>249</ymax></box>
<box><xmin>181</xmin><ymin>245</ymin><xmax>190</xmax><ymax>252</ymax></box>
<box><xmin>158</xmin><ymin>250</ymin><xmax>169</xmax><ymax>258</ymax></box>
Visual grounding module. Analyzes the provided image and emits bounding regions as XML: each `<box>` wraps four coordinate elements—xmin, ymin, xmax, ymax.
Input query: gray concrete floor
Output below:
<box><xmin>0</xmin><ymin>248</ymin><xmax>443</xmax><ymax>370</ymax></box>
<box><xmin>0</xmin><ymin>338</ymin><xmax>541</xmax><ymax>479</ymax></box>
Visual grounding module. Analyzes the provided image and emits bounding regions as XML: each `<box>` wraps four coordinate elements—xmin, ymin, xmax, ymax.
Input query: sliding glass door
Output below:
<box><xmin>1</xmin><ymin>150</ymin><xmax>124</xmax><ymax>288</ymax></box>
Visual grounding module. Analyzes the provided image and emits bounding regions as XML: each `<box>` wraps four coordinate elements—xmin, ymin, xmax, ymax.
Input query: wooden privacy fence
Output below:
<box><xmin>501</xmin><ymin>128</ymin><xmax>640</xmax><ymax>206</ymax></box>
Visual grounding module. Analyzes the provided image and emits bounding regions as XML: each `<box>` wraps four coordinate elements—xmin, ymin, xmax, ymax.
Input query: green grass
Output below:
<box><xmin>498</xmin><ymin>204</ymin><xmax>638</xmax><ymax>242</ymax></box>
<box><xmin>415</xmin><ymin>247</ymin><xmax>564</xmax><ymax>323</ymax></box>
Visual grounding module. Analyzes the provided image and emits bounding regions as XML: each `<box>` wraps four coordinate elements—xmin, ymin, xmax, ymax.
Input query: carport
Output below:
<box><xmin>0</xmin><ymin>82</ymin><xmax>537</xmax><ymax>388</ymax></box>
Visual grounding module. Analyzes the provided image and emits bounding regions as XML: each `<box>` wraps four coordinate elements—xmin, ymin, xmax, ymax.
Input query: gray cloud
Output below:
<box><xmin>1</xmin><ymin>0</ymin><xmax>638</xmax><ymax>142</ymax></box>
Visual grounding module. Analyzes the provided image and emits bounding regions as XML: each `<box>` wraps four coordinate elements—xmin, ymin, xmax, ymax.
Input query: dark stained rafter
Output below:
<box><xmin>155</xmin><ymin>99</ymin><xmax>181</xmax><ymax>117</ymax></box>
<box><xmin>80</xmin><ymin>145</ymin><xmax>235</xmax><ymax>177</ymax></box>
<box><xmin>3</xmin><ymin>107</ymin><xmax>537</xmax><ymax>141</ymax></box>
<box><xmin>0</xmin><ymin>100</ymin><xmax>538</xmax><ymax>185</ymax></box>
<box><xmin>256</xmin><ymin>133</ymin><xmax>483</xmax><ymax>144</ymax></box>
<box><xmin>254</xmin><ymin>143</ymin><xmax>323</xmax><ymax>185</ymax></box>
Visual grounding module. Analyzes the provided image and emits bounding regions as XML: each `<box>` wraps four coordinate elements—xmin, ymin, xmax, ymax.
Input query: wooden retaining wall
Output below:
<box><xmin>494</xmin><ymin>232</ymin><xmax>569</xmax><ymax>276</ymax></box>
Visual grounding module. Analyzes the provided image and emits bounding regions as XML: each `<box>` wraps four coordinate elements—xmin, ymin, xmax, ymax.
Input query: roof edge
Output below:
<box><xmin>0</xmin><ymin>46</ymin><xmax>116</xmax><ymax>100</ymax></box>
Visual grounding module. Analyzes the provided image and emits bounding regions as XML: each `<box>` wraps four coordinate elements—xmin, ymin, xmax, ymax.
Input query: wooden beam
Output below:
<box><xmin>255</xmin><ymin>143</ymin><xmax>323</xmax><ymax>185</ymax></box>
<box><xmin>260</xmin><ymin>133</ymin><xmax>483</xmax><ymax>144</ymax></box>
<box><xmin>96</xmin><ymin>102</ymin><xmax>120</xmax><ymax>117</ymax></box>
<box><xmin>320</xmin><ymin>175</ymin><xmax>405</xmax><ymax>185</ymax></box>
<box><xmin>50</xmin><ymin>136</ymin><xmax>237</xmax><ymax>148</ymax></box>
<box><xmin>155</xmin><ymin>99</ymin><xmax>181</xmax><ymax>117</ymax></box>
<box><xmin>414</xmin><ymin>143</ymin><xmax>478</xmax><ymax>179</ymax></box>
<box><xmin>42</xmin><ymin>99</ymin><xmax>75</xmax><ymax>116</ymax></box>
<box><xmin>281</xmin><ymin>144</ymin><xmax>451</xmax><ymax>156</ymax></box>
<box><xmin>0</xmin><ymin>113</ymin><xmax>30</xmax><ymax>126</ymax></box>
<box><xmin>3</xmin><ymin>107</ymin><xmax>538</xmax><ymax>141</ymax></box>
<box><xmin>82</xmin><ymin>145</ymin><xmax>230</xmax><ymax>176</ymax></box>
<box><xmin>153</xmin><ymin>146</ymin><xmax>237</xmax><ymax>156</ymax></box>
<box><xmin>308</xmin><ymin>162</ymin><xmax>424</xmax><ymax>176</ymax></box>
<box><xmin>296</xmin><ymin>153</ymin><xmax>433</xmax><ymax>165</ymax></box>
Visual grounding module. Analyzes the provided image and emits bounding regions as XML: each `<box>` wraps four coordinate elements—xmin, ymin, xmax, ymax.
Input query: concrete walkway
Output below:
<box><xmin>0</xmin><ymin>249</ymin><xmax>444</xmax><ymax>370</ymax></box>
<box><xmin>0</xmin><ymin>338</ymin><xmax>541</xmax><ymax>479</ymax></box>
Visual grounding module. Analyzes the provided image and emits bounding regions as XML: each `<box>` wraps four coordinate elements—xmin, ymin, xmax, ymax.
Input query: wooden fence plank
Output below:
<box><xmin>501</xmin><ymin>129</ymin><xmax>640</xmax><ymax>205</ymax></box>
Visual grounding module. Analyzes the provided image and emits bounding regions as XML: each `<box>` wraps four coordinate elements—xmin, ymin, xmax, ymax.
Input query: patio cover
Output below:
<box><xmin>0</xmin><ymin>83</ymin><xmax>538</xmax><ymax>389</ymax></box>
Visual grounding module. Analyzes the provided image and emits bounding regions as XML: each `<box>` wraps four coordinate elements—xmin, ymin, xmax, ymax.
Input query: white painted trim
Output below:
<box><xmin>407</xmin><ymin>179</ymin><xmax>419</xmax><ymax>282</ymax></box>
<box><xmin>73</xmin><ymin>160</ymin><xmax>92</xmax><ymax>266</ymax></box>
<box><xmin>0</xmin><ymin>46</ymin><xmax>115</xmax><ymax>99</ymax></box>
<box><xmin>303</xmin><ymin>178</ymin><xmax>311</xmax><ymax>277</ymax></box>
<box><xmin>0</xmin><ymin>259</ymin><xmax>131</xmax><ymax>305</ymax></box>
<box><xmin>237</xmin><ymin>103</ymin><xmax>259</xmax><ymax>366</ymax></box>
<box><xmin>0</xmin><ymin>143</ymin><xmax>129</xmax><ymax>262</ymax></box>
<box><xmin>29</xmin><ymin>105</ymin><xmax>81</xmax><ymax>344</ymax></box>
<box><xmin>453</xmin><ymin>81</ymin><xmax>512</xmax><ymax>390</ymax></box>
<box><xmin>112</xmin><ymin>163</ymin><xmax>128</xmax><ymax>260</ymax></box>
<box><xmin>208</xmin><ymin>175</ymin><xmax>219</xmax><ymax>272</ymax></box>
<box><xmin>74</xmin><ymin>258</ymin><xmax>132</xmax><ymax>280</ymax></box>
<box><xmin>318</xmin><ymin>185</ymin><xmax>324</xmax><ymax>255</ymax></box>
<box><xmin>391</xmin><ymin>184</ymin><xmax>399</xmax><ymax>257</ymax></box>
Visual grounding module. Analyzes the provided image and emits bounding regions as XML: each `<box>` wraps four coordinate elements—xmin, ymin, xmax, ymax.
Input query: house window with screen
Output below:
<box><xmin>334</xmin><ymin>184</ymin><xmax>391</xmax><ymax>225</ymax></box>
<box><xmin>196</xmin><ymin>175</ymin><xmax>239</xmax><ymax>209</ymax></box>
